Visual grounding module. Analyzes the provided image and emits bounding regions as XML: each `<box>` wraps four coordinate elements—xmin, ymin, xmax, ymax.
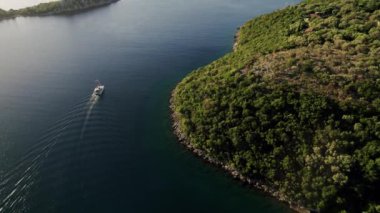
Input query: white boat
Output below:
<box><xmin>94</xmin><ymin>81</ymin><xmax>105</xmax><ymax>96</ymax></box>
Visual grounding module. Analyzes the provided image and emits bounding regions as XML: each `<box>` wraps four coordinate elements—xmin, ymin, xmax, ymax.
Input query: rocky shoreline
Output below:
<box><xmin>233</xmin><ymin>27</ymin><xmax>241</xmax><ymax>52</ymax></box>
<box><xmin>170</xmin><ymin>93</ymin><xmax>311</xmax><ymax>213</ymax></box>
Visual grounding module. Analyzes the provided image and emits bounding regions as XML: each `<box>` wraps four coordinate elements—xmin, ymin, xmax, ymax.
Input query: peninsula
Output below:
<box><xmin>171</xmin><ymin>0</ymin><xmax>380</xmax><ymax>212</ymax></box>
<box><xmin>0</xmin><ymin>0</ymin><xmax>119</xmax><ymax>21</ymax></box>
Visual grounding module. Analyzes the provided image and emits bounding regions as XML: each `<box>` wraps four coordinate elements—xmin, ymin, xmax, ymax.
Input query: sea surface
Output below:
<box><xmin>0</xmin><ymin>0</ymin><xmax>300</xmax><ymax>212</ymax></box>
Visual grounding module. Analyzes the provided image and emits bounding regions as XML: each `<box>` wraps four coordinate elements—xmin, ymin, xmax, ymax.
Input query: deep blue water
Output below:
<box><xmin>0</xmin><ymin>0</ymin><xmax>300</xmax><ymax>212</ymax></box>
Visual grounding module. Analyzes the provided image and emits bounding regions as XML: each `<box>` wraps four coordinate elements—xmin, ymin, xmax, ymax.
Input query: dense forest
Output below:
<box><xmin>0</xmin><ymin>0</ymin><xmax>118</xmax><ymax>20</ymax></box>
<box><xmin>172</xmin><ymin>0</ymin><xmax>380</xmax><ymax>212</ymax></box>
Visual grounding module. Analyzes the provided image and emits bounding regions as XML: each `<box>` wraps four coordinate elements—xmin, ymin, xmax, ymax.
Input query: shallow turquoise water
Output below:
<box><xmin>0</xmin><ymin>0</ymin><xmax>300</xmax><ymax>212</ymax></box>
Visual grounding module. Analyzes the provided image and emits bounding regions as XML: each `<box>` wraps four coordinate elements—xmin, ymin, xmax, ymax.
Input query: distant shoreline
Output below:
<box><xmin>0</xmin><ymin>0</ymin><xmax>119</xmax><ymax>22</ymax></box>
<box><xmin>0</xmin><ymin>1</ymin><xmax>59</xmax><ymax>11</ymax></box>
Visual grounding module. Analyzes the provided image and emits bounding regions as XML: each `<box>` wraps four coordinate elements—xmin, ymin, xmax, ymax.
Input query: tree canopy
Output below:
<box><xmin>172</xmin><ymin>0</ymin><xmax>380</xmax><ymax>212</ymax></box>
<box><xmin>0</xmin><ymin>0</ymin><xmax>118</xmax><ymax>20</ymax></box>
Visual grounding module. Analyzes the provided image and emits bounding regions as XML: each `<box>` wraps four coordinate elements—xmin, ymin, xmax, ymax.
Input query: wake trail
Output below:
<box><xmin>0</xmin><ymin>94</ymin><xmax>94</xmax><ymax>212</ymax></box>
<box><xmin>80</xmin><ymin>94</ymin><xmax>99</xmax><ymax>139</ymax></box>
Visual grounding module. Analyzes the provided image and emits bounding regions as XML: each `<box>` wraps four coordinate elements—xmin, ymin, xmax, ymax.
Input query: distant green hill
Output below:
<box><xmin>171</xmin><ymin>0</ymin><xmax>380</xmax><ymax>212</ymax></box>
<box><xmin>0</xmin><ymin>0</ymin><xmax>118</xmax><ymax>21</ymax></box>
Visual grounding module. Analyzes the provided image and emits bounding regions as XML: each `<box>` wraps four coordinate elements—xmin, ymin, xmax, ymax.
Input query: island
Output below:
<box><xmin>171</xmin><ymin>0</ymin><xmax>380</xmax><ymax>212</ymax></box>
<box><xmin>0</xmin><ymin>0</ymin><xmax>119</xmax><ymax>21</ymax></box>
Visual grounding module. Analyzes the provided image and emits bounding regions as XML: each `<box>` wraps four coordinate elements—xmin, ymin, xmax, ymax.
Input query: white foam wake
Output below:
<box><xmin>80</xmin><ymin>94</ymin><xmax>99</xmax><ymax>139</ymax></box>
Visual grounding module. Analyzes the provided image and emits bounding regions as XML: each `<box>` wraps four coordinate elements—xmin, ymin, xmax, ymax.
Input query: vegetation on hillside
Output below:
<box><xmin>172</xmin><ymin>0</ymin><xmax>380</xmax><ymax>212</ymax></box>
<box><xmin>0</xmin><ymin>0</ymin><xmax>118</xmax><ymax>21</ymax></box>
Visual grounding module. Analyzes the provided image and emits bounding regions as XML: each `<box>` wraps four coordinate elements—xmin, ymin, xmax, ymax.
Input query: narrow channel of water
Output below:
<box><xmin>0</xmin><ymin>0</ymin><xmax>300</xmax><ymax>212</ymax></box>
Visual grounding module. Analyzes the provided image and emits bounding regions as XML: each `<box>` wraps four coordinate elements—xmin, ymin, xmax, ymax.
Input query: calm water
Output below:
<box><xmin>0</xmin><ymin>0</ymin><xmax>300</xmax><ymax>212</ymax></box>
